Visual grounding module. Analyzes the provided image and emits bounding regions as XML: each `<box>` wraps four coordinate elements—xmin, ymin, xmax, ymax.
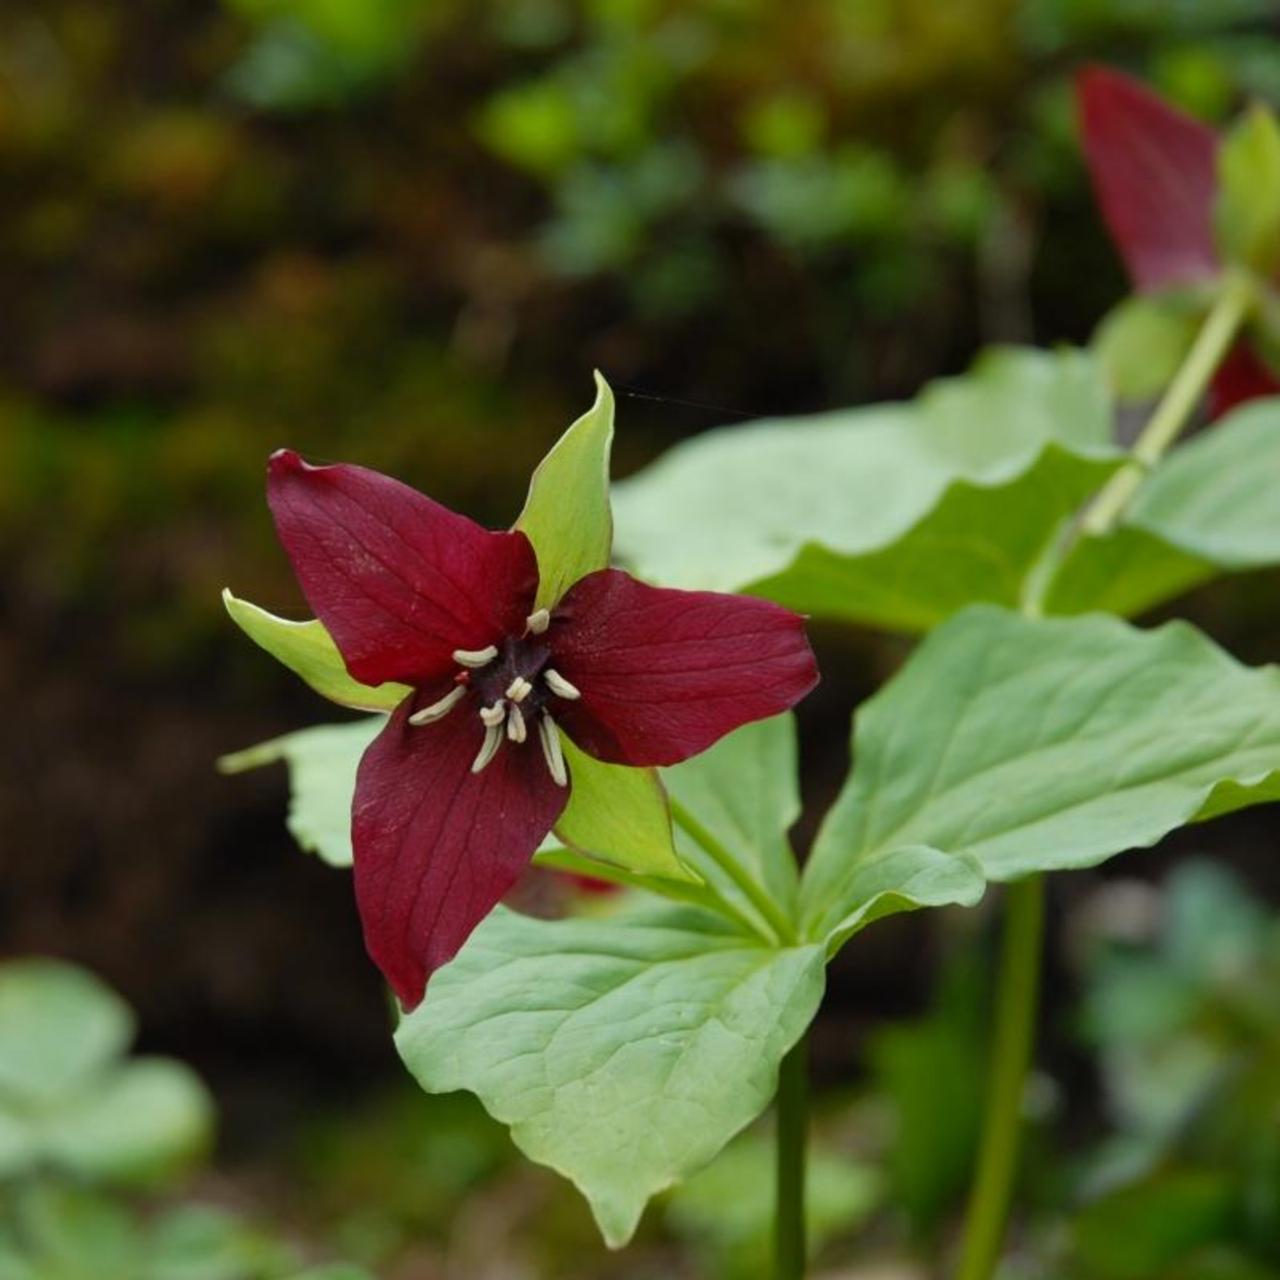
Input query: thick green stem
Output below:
<box><xmin>1082</xmin><ymin>269</ymin><xmax>1255</xmax><ymax>537</ymax></box>
<box><xmin>774</xmin><ymin>1034</ymin><xmax>809</xmax><ymax>1280</ymax></box>
<box><xmin>954</xmin><ymin>876</ymin><xmax>1046</xmax><ymax>1280</ymax></box>
<box><xmin>669</xmin><ymin>798</ymin><xmax>797</xmax><ymax>945</ymax></box>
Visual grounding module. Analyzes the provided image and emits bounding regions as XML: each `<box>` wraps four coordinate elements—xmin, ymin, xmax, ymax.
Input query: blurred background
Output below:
<box><xmin>3</xmin><ymin>1</ymin><xmax>1280</xmax><ymax>1276</ymax></box>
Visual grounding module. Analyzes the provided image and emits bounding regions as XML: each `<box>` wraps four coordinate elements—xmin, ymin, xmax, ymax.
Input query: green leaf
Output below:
<box><xmin>218</xmin><ymin>718</ymin><xmax>385</xmax><ymax>867</ymax></box>
<box><xmin>1216</xmin><ymin>104</ymin><xmax>1280</xmax><ymax>276</ymax></box>
<box><xmin>515</xmin><ymin>371</ymin><xmax>615</xmax><ymax>610</ymax></box>
<box><xmin>395</xmin><ymin>904</ymin><xmax>825</xmax><ymax>1247</ymax></box>
<box><xmin>802</xmin><ymin>606</ymin><xmax>1280</xmax><ymax>942</ymax></box>
<box><xmin>43</xmin><ymin>1059</ymin><xmax>213</xmax><ymax>1185</ymax></box>
<box><xmin>614</xmin><ymin>347</ymin><xmax>1121</xmax><ymax>632</ymax></box>
<box><xmin>222</xmin><ymin>590</ymin><xmax>409</xmax><ymax>712</ymax></box>
<box><xmin>664</xmin><ymin>714</ymin><xmax>801</xmax><ymax>926</ymax></box>
<box><xmin>1093</xmin><ymin>294</ymin><xmax>1202</xmax><ymax>403</ymax></box>
<box><xmin>0</xmin><ymin>961</ymin><xmax>131</xmax><ymax>1108</ymax></box>
<box><xmin>1051</xmin><ymin>399</ymin><xmax>1280</xmax><ymax>615</ymax></box>
<box><xmin>553</xmin><ymin>735</ymin><xmax>694</xmax><ymax>883</ymax></box>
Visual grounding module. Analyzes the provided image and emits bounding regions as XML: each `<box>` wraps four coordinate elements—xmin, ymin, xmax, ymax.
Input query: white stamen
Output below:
<box><xmin>453</xmin><ymin>645</ymin><xmax>498</xmax><ymax>669</ymax></box>
<box><xmin>479</xmin><ymin>701</ymin><xmax>507</xmax><ymax>727</ymax></box>
<box><xmin>408</xmin><ymin>685</ymin><xmax>466</xmax><ymax>725</ymax></box>
<box><xmin>470</xmin><ymin>722</ymin><xmax>503</xmax><ymax>774</ymax></box>
<box><xmin>507</xmin><ymin>703</ymin><xmax>527</xmax><ymax>743</ymax></box>
<box><xmin>538</xmin><ymin>713</ymin><xmax>567</xmax><ymax>787</ymax></box>
<box><xmin>543</xmin><ymin>668</ymin><xmax>580</xmax><ymax>700</ymax></box>
<box><xmin>505</xmin><ymin>676</ymin><xmax>533</xmax><ymax>703</ymax></box>
<box><xmin>526</xmin><ymin>608</ymin><xmax>551</xmax><ymax>635</ymax></box>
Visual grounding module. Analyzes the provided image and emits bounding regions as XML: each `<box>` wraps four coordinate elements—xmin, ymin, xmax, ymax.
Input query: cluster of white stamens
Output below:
<box><xmin>408</xmin><ymin>609</ymin><xmax>580</xmax><ymax>786</ymax></box>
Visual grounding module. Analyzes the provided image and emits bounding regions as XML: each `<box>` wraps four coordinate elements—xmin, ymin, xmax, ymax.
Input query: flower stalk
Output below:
<box><xmin>774</xmin><ymin>1033</ymin><xmax>809</xmax><ymax>1280</ymax></box>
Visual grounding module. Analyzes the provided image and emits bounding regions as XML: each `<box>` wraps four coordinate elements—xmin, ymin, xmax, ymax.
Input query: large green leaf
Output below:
<box><xmin>802</xmin><ymin>606</ymin><xmax>1280</xmax><ymax>943</ymax></box>
<box><xmin>218</xmin><ymin>718</ymin><xmax>384</xmax><ymax>868</ymax></box>
<box><xmin>222</xmin><ymin>591</ymin><xmax>408</xmax><ymax>712</ymax></box>
<box><xmin>515</xmin><ymin>371</ymin><xmax>615</xmax><ymax>610</ymax></box>
<box><xmin>1051</xmin><ymin>399</ymin><xmax>1280</xmax><ymax>616</ymax></box>
<box><xmin>395</xmin><ymin>904</ymin><xmax>825</xmax><ymax>1247</ymax></box>
<box><xmin>613</xmin><ymin>348</ymin><xmax>1121</xmax><ymax>630</ymax></box>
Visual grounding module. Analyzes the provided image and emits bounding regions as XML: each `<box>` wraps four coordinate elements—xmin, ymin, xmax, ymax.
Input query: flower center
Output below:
<box><xmin>407</xmin><ymin>608</ymin><xmax>580</xmax><ymax>785</ymax></box>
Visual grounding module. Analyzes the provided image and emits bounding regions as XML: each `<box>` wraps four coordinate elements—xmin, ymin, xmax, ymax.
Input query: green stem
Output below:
<box><xmin>774</xmin><ymin>1033</ymin><xmax>809</xmax><ymax>1280</ymax></box>
<box><xmin>954</xmin><ymin>876</ymin><xmax>1046</xmax><ymax>1280</ymax></box>
<box><xmin>1082</xmin><ymin>269</ymin><xmax>1255</xmax><ymax>537</ymax></box>
<box><xmin>669</xmin><ymin>799</ymin><xmax>797</xmax><ymax>945</ymax></box>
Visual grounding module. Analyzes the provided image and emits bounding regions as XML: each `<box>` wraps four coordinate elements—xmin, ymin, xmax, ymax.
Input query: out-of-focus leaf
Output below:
<box><xmin>43</xmin><ymin>1060</ymin><xmax>213</xmax><ymax>1186</ymax></box>
<box><xmin>1071</xmin><ymin>1169</ymin><xmax>1235</xmax><ymax>1279</ymax></box>
<box><xmin>1094</xmin><ymin>294</ymin><xmax>1203</xmax><ymax>401</ymax></box>
<box><xmin>0</xmin><ymin>961</ymin><xmax>131</xmax><ymax>1108</ymax></box>
<box><xmin>218</xmin><ymin>718</ymin><xmax>384</xmax><ymax>868</ymax></box>
<box><xmin>396</xmin><ymin>903</ymin><xmax>825</xmax><ymax>1247</ymax></box>
<box><xmin>665</xmin><ymin>1128</ymin><xmax>880</xmax><ymax>1270</ymax></box>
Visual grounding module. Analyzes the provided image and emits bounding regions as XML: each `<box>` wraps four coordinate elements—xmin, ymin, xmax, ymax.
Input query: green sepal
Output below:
<box><xmin>223</xmin><ymin>589</ymin><xmax>409</xmax><ymax>712</ymax></box>
<box><xmin>1215</xmin><ymin>102</ymin><xmax>1280</xmax><ymax>277</ymax></box>
<box><xmin>515</xmin><ymin>371</ymin><xmax>615</xmax><ymax>610</ymax></box>
<box><xmin>554</xmin><ymin>734</ymin><xmax>697</xmax><ymax>883</ymax></box>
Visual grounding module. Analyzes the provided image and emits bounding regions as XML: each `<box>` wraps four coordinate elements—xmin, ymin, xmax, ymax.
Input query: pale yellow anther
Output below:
<box><xmin>505</xmin><ymin>676</ymin><xmax>533</xmax><ymax>703</ymax></box>
<box><xmin>479</xmin><ymin>702</ymin><xmax>507</xmax><ymax>728</ymax></box>
<box><xmin>453</xmin><ymin>645</ymin><xmax>498</xmax><ymax>669</ymax></box>
<box><xmin>543</xmin><ymin>668</ymin><xmax>580</xmax><ymax>701</ymax></box>
<box><xmin>538</xmin><ymin>713</ymin><xmax>567</xmax><ymax>787</ymax></box>
<box><xmin>470</xmin><ymin>723</ymin><xmax>504</xmax><ymax>774</ymax></box>
<box><xmin>526</xmin><ymin>608</ymin><xmax>551</xmax><ymax>636</ymax></box>
<box><xmin>506</xmin><ymin>704</ymin><xmax>527</xmax><ymax>743</ymax></box>
<box><xmin>408</xmin><ymin>685</ymin><xmax>466</xmax><ymax>726</ymax></box>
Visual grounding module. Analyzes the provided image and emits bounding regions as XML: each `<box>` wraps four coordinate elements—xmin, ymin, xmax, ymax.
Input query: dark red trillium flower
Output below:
<box><xmin>267</xmin><ymin>450</ymin><xmax>818</xmax><ymax>1007</ymax></box>
<box><xmin>1076</xmin><ymin>64</ymin><xmax>1280</xmax><ymax>418</ymax></box>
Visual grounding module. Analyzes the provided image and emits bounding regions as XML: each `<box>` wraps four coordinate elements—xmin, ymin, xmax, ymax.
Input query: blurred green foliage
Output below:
<box><xmin>5</xmin><ymin>0</ymin><xmax>1280</xmax><ymax>683</ymax></box>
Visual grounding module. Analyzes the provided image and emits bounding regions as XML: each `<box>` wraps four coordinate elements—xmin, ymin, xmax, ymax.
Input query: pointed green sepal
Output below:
<box><xmin>515</xmin><ymin>371</ymin><xmax>615</xmax><ymax>610</ymax></box>
<box><xmin>222</xmin><ymin>589</ymin><xmax>409</xmax><ymax>712</ymax></box>
<box><xmin>554</xmin><ymin>734</ymin><xmax>699</xmax><ymax>883</ymax></box>
<box><xmin>1215</xmin><ymin>102</ymin><xmax>1280</xmax><ymax>277</ymax></box>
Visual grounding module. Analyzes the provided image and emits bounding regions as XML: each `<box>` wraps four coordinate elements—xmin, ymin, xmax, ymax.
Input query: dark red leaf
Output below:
<box><xmin>267</xmin><ymin>451</ymin><xmax>538</xmax><ymax>688</ymax></box>
<box><xmin>1077</xmin><ymin>65</ymin><xmax>1220</xmax><ymax>291</ymax></box>
<box><xmin>547</xmin><ymin>569</ymin><xmax>818</xmax><ymax>767</ymax></box>
<box><xmin>1209</xmin><ymin>341</ymin><xmax>1280</xmax><ymax>418</ymax></box>
<box><xmin>352</xmin><ymin>687</ymin><xmax>569</xmax><ymax>1008</ymax></box>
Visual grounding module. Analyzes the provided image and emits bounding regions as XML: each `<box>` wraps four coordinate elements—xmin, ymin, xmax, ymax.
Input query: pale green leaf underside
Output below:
<box><xmin>395</xmin><ymin>904</ymin><xmax>825</xmax><ymax>1247</ymax></box>
<box><xmin>613</xmin><ymin>347</ymin><xmax>1119</xmax><ymax>629</ymax></box>
<box><xmin>222</xmin><ymin>590</ymin><xmax>408</xmax><ymax>711</ymax></box>
<box><xmin>515</xmin><ymin>371</ymin><xmax>615</xmax><ymax>611</ymax></box>
<box><xmin>554</xmin><ymin>734</ymin><xmax>695</xmax><ymax>883</ymax></box>
<box><xmin>218</xmin><ymin>718</ymin><xmax>385</xmax><ymax>867</ymax></box>
<box><xmin>802</xmin><ymin>606</ymin><xmax>1280</xmax><ymax>941</ymax></box>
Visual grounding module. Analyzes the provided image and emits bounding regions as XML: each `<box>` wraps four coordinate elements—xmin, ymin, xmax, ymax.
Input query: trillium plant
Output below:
<box><xmin>224</xmin><ymin>66</ymin><xmax>1280</xmax><ymax>1280</ymax></box>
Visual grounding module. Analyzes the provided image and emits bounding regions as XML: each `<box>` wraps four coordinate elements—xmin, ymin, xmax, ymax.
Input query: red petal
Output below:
<box><xmin>548</xmin><ymin>569</ymin><xmax>818</xmax><ymax>767</ymax></box>
<box><xmin>352</xmin><ymin>688</ymin><xmax>569</xmax><ymax>1008</ymax></box>
<box><xmin>1209</xmin><ymin>342</ymin><xmax>1280</xmax><ymax>419</ymax></box>
<box><xmin>1076</xmin><ymin>65</ymin><xmax>1220</xmax><ymax>292</ymax></box>
<box><xmin>268</xmin><ymin>451</ymin><xmax>538</xmax><ymax>687</ymax></box>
